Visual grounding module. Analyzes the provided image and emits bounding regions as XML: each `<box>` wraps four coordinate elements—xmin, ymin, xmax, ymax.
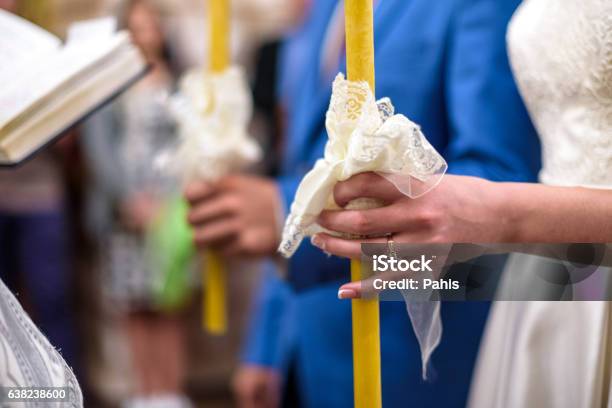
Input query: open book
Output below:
<box><xmin>0</xmin><ymin>10</ymin><xmax>147</xmax><ymax>166</ymax></box>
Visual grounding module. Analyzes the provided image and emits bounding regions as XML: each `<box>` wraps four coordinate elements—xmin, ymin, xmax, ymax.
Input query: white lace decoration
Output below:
<box><xmin>158</xmin><ymin>66</ymin><xmax>261</xmax><ymax>184</ymax></box>
<box><xmin>278</xmin><ymin>73</ymin><xmax>447</xmax><ymax>258</ymax></box>
<box><xmin>507</xmin><ymin>0</ymin><xmax>612</xmax><ymax>188</ymax></box>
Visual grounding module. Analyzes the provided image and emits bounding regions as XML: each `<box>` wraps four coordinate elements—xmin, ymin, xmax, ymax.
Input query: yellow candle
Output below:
<box><xmin>204</xmin><ymin>249</ymin><xmax>227</xmax><ymax>334</ymax></box>
<box><xmin>208</xmin><ymin>0</ymin><xmax>230</xmax><ymax>73</ymax></box>
<box><xmin>345</xmin><ymin>0</ymin><xmax>375</xmax><ymax>90</ymax></box>
<box><xmin>345</xmin><ymin>1</ymin><xmax>382</xmax><ymax>408</ymax></box>
<box><xmin>203</xmin><ymin>0</ymin><xmax>230</xmax><ymax>335</ymax></box>
<box><xmin>350</xmin><ymin>259</ymin><xmax>382</xmax><ymax>408</ymax></box>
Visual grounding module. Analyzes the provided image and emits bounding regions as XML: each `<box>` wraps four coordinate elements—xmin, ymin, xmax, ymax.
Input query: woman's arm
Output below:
<box><xmin>496</xmin><ymin>182</ymin><xmax>612</xmax><ymax>242</ymax></box>
<box><xmin>311</xmin><ymin>173</ymin><xmax>612</xmax><ymax>259</ymax></box>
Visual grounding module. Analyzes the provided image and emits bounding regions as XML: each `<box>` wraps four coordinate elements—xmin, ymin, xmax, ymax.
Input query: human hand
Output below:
<box><xmin>232</xmin><ymin>365</ymin><xmax>282</xmax><ymax>408</ymax></box>
<box><xmin>311</xmin><ymin>172</ymin><xmax>509</xmax><ymax>260</ymax></box>
<box><xmin>185</xmin><ymin>174</ymin><xmax>282</xmax><ymax>257</ymax></box>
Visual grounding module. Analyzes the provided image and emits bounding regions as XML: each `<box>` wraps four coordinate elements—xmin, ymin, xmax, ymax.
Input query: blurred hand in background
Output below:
<box><xmin>185</xmin><ymin>174</ymin><xmax>282</xmax><ymax>258</ymax></box>
<box><xmin>232</xmin><ymin>364</ymin><xmax>282</xmax><ymax>408</ymax></box>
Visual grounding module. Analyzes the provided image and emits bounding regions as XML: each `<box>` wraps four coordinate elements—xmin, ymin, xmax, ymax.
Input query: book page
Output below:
<box><xmin>1</xmin><ymin>46</ymin><xmax>144</xmax><ymax>163</ymax></box>
<box><xmin>66</xmin><ymin>17</ymin><xmax>116</xmax><ymax>43</ymax></box>
<box><xmin>0</xmin><ymin>18</ymin><xmax>127</xmax><ymax>129</ymax></box>
<box><xmin>0</xmin><ymin>10</ymin><xmax>60</xmax><ymax>80</ymax></box>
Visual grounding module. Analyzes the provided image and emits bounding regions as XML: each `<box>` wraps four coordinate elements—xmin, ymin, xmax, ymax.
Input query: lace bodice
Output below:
<box><xmin>507</xmin><ymin>0</ymin><xmax>612</xmax><ymax>188</ymax></box>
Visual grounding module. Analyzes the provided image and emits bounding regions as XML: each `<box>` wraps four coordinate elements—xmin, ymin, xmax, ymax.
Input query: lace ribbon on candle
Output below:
<box><xmin>278</xmin><ymin>74</ymin><xmax>446</xmax><ymax>377</ymax></box>
<box><xmin>401</xmin><ymin>293</ymin><xmax>442</xmax><ymax>380</ymax></box>
<box><xmin>279</xmin><ymin>73</ymin><xmax>447</xmax><ymax>258</ymax></box>
<box><xmin>157</xmin><ymin>65</ymin><xmax>261</xmax><ymax>184</ymax></box>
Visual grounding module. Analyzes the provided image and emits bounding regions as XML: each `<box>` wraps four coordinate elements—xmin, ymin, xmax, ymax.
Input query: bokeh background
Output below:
<box><xmin>0</xmin><ymin>0</ymin><xmax>306</xmax><ymax>406</ymax></box>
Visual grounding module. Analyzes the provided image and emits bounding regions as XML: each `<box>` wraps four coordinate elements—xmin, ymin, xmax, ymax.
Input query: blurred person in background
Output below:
<box><xmin>0</xmin><ymin>0</ymin><xmax>81</xmax><ymax>377</ymax></box>
<box><xmin>95</xmin><ymin>1</ymin><xmax>307</xmax><ymax>406</ymax></box>
<box><xmin>82</xmin><ymin>1</ymin><xmax>191</xmax><ymax>407</ymax></box>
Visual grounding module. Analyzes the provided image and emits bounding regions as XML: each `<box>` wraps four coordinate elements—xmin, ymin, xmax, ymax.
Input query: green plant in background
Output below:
<box><xmin>147</xmin><ymin>196</ymin><xmax>196</xmax><ymax>312</ymax></box>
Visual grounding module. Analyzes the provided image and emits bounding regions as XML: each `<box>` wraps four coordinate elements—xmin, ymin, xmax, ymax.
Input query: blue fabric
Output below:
<box><xmin>244</xmin><ymin>0</ymin><xmax>541</xmax><ymax>407</ymax></box>
<box><xmin>241</xmin><ymin>263</ymin><xmax>296</xmax><ymax>371</ymax></box>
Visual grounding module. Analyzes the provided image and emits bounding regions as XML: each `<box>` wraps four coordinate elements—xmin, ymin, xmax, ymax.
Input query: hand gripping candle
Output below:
<box><xmin>159</xmin><ymin>0</ymin><xmax>261</xmax><ymax>335</ymax></box>
<box><xmin>278</xmin><ymin>0</ymin><xmax>448</xmax><ymax>404</ymax></box>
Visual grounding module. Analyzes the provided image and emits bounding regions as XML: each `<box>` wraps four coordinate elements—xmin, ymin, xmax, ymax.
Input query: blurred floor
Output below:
<box><xmin>78</xmin><ymin>258</ymin><xmax>262</xmax><ymax>407</ymax></box>
<box><xmin>186</xmin><ymin>260</ymin><xmax>263</xmax><ymax>407</ymax></box>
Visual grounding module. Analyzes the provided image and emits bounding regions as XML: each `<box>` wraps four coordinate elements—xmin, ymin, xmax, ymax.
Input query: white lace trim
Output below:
<box><xmin>158</xmin><ymin>65</ymin><xmax>261</xmax><ymax>183</ymax></box>
<box><xmin>278</xmin><ymin>74</ymin><xmax>447</xmax><ymax>258</ymax></box>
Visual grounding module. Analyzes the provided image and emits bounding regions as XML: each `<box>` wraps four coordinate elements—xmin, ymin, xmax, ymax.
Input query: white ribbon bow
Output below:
<box><xmin>159</xmin><ymin>66</ymin><xmax>261</xmax><ymax>183</ymax></box>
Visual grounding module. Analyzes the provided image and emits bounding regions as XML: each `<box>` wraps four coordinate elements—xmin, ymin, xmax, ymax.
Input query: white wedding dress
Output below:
<box><xmin>469</xmin><ymin>1</ymin><xmax>612</xmax><ymax>407</ymax></box>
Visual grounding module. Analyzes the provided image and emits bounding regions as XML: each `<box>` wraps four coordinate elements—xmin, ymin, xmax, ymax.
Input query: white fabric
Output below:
<box><xmin>470</xmin><ymin>1</ymin><xmax>612</xmax><ymax>407</ymax></box>
<box><xmin>507</xmin><ymin>0</ymin><xmax>612</xmax><ymax>189</ymax></box>
<box><xmin>402</xmin><ymin>300</ymin><xmax>442</xmax><ymax>380</ymax></box>
<box><xmin>279</xmin><ymin>73</ymin><xmax>447</xmax><ymax>257</ymax></box>
<box><xmin>278</xmin><ymin>73</ymin><xmax>446</xmax><ymax>378</ymax></box>
<box><xmin>159</xmin><ymin>65</ymin><xmax>260</xmax><ymax>184</ymax></box>
<box><xmin>0</xmin><ymin>278</ymin><xmax>82</xmax><ymax>407</ymax></box>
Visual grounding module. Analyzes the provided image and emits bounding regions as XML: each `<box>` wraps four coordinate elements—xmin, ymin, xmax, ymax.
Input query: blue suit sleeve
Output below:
<box><xmin>277</xmin><ymin>175</ymin><xmax>301</xmax><ymax>218</ymax></box>
<box><xmin>444</xmin><ymin>0</ymin><xmax>541</xmax><ymax>182</ymax></box>
<box><xmin>241</xmin><ymin>264</ymin><xmax>295</xmax><ymax>370</ymax></box>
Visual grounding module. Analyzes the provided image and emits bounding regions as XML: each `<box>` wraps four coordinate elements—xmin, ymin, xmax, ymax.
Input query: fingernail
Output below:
<box><xmin>338</xmin><ymin>289</ymin><xmax>357</xmax><ymax>299</ymax></box>
<box><xmin>311</xmin><ymin>234</ymin><xmax>325</xmax><ymax>250</ymax></box>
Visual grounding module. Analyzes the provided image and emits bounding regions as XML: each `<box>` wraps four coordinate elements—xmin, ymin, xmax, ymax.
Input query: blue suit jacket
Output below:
<box><xmin>243</xmin><ymin>1</ymin><xmax>541</xmax><ymax>407</ymax></box>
